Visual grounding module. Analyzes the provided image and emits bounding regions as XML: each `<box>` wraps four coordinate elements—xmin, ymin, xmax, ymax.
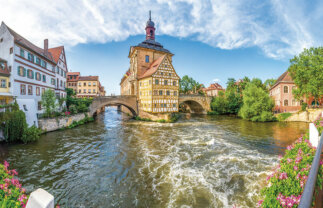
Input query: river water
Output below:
<box><xmin>0</xmin><ymin>108</ymin><xmax>308</xmax><ymax>208</ymax></box>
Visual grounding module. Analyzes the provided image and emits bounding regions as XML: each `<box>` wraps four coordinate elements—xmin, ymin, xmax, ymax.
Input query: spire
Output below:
<box><xmin>145</xmin><ymin>10</ymin><xmax>155</xmax><ymax>41</ymax></box>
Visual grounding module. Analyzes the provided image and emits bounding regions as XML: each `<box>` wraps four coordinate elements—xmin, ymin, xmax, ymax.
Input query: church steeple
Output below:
<box><xmin>145</xmin><ymin>10</ymin><xmax>155</xmax><ymax>41</ymax></box>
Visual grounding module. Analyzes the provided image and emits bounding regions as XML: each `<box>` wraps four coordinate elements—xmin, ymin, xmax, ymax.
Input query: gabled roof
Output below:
<box><xmin>48</xmin><ymin>46</ymin><xmax>64</xmax><ymax>63</ymax></box>
<box><xmin>139</xmin><ymin>55</ymin><xmax>165</xmax><ymax>79</ymax></box>
<box><xmin>2</xmin><ymin>22</ymin><xmax>55</xmax><ymax>64</ymax></box>
<box><xmin>205</xmin><ymin>83</ymin><xmax>223</xmax><ymax>91</ymax></box>
<box><xmin>67</xmin><ymin>72</ymin><xmax>80</xmax><ymax>75</ymax></box>
<box><xmin>270</xmin><ymin>71</ymin><xmax>294</xmax><ymax>90</ymax></box>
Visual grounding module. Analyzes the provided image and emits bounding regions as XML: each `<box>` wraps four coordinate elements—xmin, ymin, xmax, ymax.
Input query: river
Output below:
<box><xmin>0</xmin><ymin>108</ymin><xmax>308</xmax><ymax>208</ymax></box>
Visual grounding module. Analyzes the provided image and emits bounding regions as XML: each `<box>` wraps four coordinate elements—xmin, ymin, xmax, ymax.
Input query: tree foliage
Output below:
<box><xmin>179</xmin><ymin>75</ymin><xmax>204</xmax><ymax>94</ymax></box>
<box><xmin>288</xmin><ymin>47</ymin><xmax>323</xmax><ymax>101</ymax></box>
<box><xmin>264</xmin><ymin>78</ymin><xmax>276</xmax><ymax>89</ymax></box>
<box><xmin>239</xmin><ymin>83</ymin><xmax>275</xmax><ymax>122</ymax></box>
<box><xmin>41</xmin><ymin>89</ymin><xmax>57</xmax><ymax>117</ymax></box>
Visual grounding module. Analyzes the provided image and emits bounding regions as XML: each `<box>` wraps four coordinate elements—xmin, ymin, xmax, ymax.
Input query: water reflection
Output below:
<box><xmin>0</xmin><ymin>108</ymin><xmax>308</xmax><ymax>207</ymax></box>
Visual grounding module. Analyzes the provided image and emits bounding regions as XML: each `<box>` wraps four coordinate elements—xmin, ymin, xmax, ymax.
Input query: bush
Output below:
<box><xmin>77</xmin><ymin>103</ymin><xmax>88</xmax><ymax>113</ymax></box>
<box><xmin>69</xmin><ymin>104</ymin><xmax>78</xmax><ymax>114</ymax></box>
<box><xmin>1</xmin><ymin>110</ymin><xmax>26</xmax><ymax>143</ymax></box>
<box><xmin>258</xmin><ymin>115</ymin><xmax>323</xmax><ymax>208</ymax></box>
<box><xmin>239</xmin><ymin>83</ymin><xmax>275</xmax><ymax>122</ymax></box>
<box><xmin>21</xmin><ymin>125</ymin><xmax>42</xmax><ymax>144</ymax></box>
<box><xmin>0</xmin><ymin>161</ymin><xmax>28</xmax><ymax>207</ymax></box>
<box><xmin>301</xmin><ymin>102</ymin><xmax>307</xmax><ymax>111</ymax></box>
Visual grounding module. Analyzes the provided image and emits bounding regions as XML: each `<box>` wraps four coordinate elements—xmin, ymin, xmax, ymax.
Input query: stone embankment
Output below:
<box><xmin>286</xmin><ymin>109</ymin><xmax>322</xmax><ymax>122</ymax></box>
<box><xmin>38</xmin><ymin>113</ymin><xmax>89</xmax><ymax>132</ymax></box>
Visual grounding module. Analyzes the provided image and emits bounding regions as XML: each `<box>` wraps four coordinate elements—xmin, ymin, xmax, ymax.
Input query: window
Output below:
<box><xmin>0</xmin><ymin>38</ymin><xmax>3</xmax><ymax>42</ymax></box>
<box><xmin>36</xmin><ymin>72</ymin><xmax>41</xmax><ymax>81</ymax></box>
<box><xmin>79</xmin><ymin>82</ymin><xmax>81</xmax><ymax>86</ymax></box>
<box><xmin>292</xmin><ymin>99</ymin><xmax>296</xmax><ymax>106</ymax></box>
<box><xmin>9</xmin><ymin>47</ymin><xmax>13</xmax><ymax>54</ymax></box>
<box><xmin>23</xmin><ymin>105</ymin><xmax>28</xmax><ymax>111</ymax></box>
<box><xmin>28</xmin><ymin>85</ymin><xmax>33</xmax><ymax>95</ymax></box>
<box><xmin>56</xmin><ymin>67</ymin><xmax>59</xmax><ymax>74</ymax></box>
<box><xmin>173</xmin><ymin>81</ymin><xmax>176</xmax><ymax>86</ymax></box>
<box><xmin>20</xmin><ymin>85</ymin><xmax>26</xmax><ymax>95</ymax></box>
<box><xmin>38</xmin><ymin>102</ymin><xmax>42</xmax><ymax>110</ymax></box>
<box><xmin>164</xmin><ymin>104</ymin><xmax>167</xmax><ymax>107</ymax></box>
<box><xmin>83</xmin><ymin>82</ymin><xmax>86</xmax><ymax>86</ymax></box>
<box><xmin>0</xmin><ymin>79</ymin><xmax>6</xmax><ymax>88</ymax></box>
<box><xmin>93</xmin><ymin>82</ymin><xmax>96</xmax><ymax>86</ymax></box>
<box><xmin>20</xmin><ymin>48</ymin><xmax>24</xmax><ymax>57</ymax></box>
<box><xmin>60</xmin><ymin>80</ymin><xmax>63</xmax><ymax>87</ymax></box>
<box><xmin>51</xmin><ymin>78</ymin><xmax>56</xmax><ymax>85</ymax></box>
<box><xmin>164</xmin><ymin>80</ymin><xmax>168</xmax><ymax>85</ymax></box>
<box><xmin>36</xmin><ymin>87</ymin><xmax>40</xmax><ymax>96</ymax></box>
<box><xmin>173</xmin><ymin>104</ymin><xmax>176</xmax><ymax>107</ymax></box>
<box><xmin>169</xmin><ymin>73</ymin><xmax>172</xmax><ymax>76</ymax></box>
<box><xmin>41</xmin><ymin>60</ymin><xmax>47</xmax><ymax>68</ymax></box>
<box><xmin>139</xmin><ymin>82</ymin><xmax>142</xmax><ymax>87</ymax></box>
<box><xmin>88</xmin><ymin>82</ymin><xmax>91</xmax><ymax>86</ymax></box>
<box><xmin>154</xmin><ymin>90</ymin><xmax>158</xmax><ymax>95</ymax></box>
<box><xmin>28</xmin><ymin>53</ymin><xmax>34</xmax><ymax>62</ymax></box>
<box><xmin>88</xmin><ymin>89</ymin><xmax>91</xmax><ymax>93</ymax></box>
<box><xmin>42</xmin><ymin>75</ymin><xmax>46</xmax><ymax>82</ymax></box>
<box><xmin>27</xmin><ymin>69</ymin><xmax>34</xmax><ymax>79</ymax></box>
<box><xmin>83</xmin><ymin>89</ymin><xmax>86</xmax><ymax>93</ymax></box>
<box><xmin>166</xmin><ymin>90</ymin><xmax>170</xmax><ymax>95</ymax></box>
<box><xmin>68</xmin><ymin>83</ymin><xmax>71</xmax><ymax>86</ymax></box>
<box><xmin>79</xmin><ymin>89</ymin><xmax>81</xmax><ymax>93</ymax></box>
<box><xmin>93</xmin><ymin>89</ymin><xmax>96</xmax><ymax>93</ymax></box>
<box><xmin>17</xmin><ymin>66</ymin><xmax>25</xmax><ymax>76</ymax></box>
<box><xmin>155</xmin><ymin>79</ymin><xmax>159</xmax><ymax>85</ymax></box>
<box><xmin>42</xmin><ymin>88</ymin><xmax>45</xmax><ymax>95</ymax></box>
<box><xmin>161</xmin><ymin>72</ymin><xmax>163</xmax><ymax>75</ymax></box>
<box><xmin>174</xmin><ymin>91</ymin><xmax>177</xmax><ymax>96</ymax></box>
<box><xmin>154</xmin><ymin>104</ymin><xmax>157</xmax><ymax>108</ymax></box>
<box><xmin>52</xmin><ymin>66</ymin><xmax>55</xmax><ymax>72</ymax></box>
<box><xmin>36</xmin><ymin>57</ymin><xmax>41</xmax><ymax>65</ymax></box>
<box><xmin>159</xmin><ymin>90</ymin><xmax>163</xmax><ymax>95</ymax></box>
<box><xmin>284</xmin><ymin>99</ymin><xmax>288</xmax><ymax>106</ymax></box>
<box><xmin>284</xmin><ymin>86</ymin><xmax>288</xmax><ymax>93</ymax></box>
<box><xmin>61</xmin><ymin>69</ymin><xmax>63</xmax><ymax>76</ymax></box>
<box><xmin>149</xmin><ymin>80</ymin><xmax>151</xmax><ymax>85</ymax></box>
<box><xmin>160</xmin><ymin>104</ymin><xmax>163</xmax><ymax>107</ymax></box>
<box><xmin>145</xmin><ymin>55</ymin><xmax>149</xmax><ymax>63</ymax></box>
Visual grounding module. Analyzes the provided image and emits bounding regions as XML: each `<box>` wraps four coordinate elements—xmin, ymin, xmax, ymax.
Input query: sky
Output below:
<box><xmin>1</xmin><ymin>0</ymin><xmax>322</xmax><ymax>94</ymax></box>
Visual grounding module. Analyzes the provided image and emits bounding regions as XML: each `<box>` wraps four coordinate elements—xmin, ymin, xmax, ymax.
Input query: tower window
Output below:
<box><xmin>150</xmin><ymin>30</ymin><xmax>153</xmax><ymax>37</ymax></box>
<box><xmin>145</xmin><ymin>55</ymin><xmax>149</xmax><ymax>63</ymax></box>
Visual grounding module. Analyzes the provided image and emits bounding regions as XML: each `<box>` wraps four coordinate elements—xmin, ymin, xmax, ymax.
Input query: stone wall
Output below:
<box><xmin>286</xmin><ymin>109</ymin><xmax>322</xmax><ymax>122</ymax></box>
<box><xmin>138</xmin><ymin>110</ymin><xmax>170</xmax><ymax>121</ymax></box>
<box><xmin>38</xmin><ymin>113</ymin><xmax>88</xmax><ymax>132</ymax></box>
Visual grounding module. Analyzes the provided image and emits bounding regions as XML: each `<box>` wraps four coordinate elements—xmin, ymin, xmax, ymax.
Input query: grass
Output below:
<box><xmin>277</xmin><ymin>112</ymin><xmax>292</xmax><ymax>121</ymax></box>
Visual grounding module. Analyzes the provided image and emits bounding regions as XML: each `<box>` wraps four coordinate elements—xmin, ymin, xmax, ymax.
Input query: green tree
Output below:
<box><xmin>264</xmin><ymin>79</ymin><xmax>276</xmax><ymax>89</ymax></box>
<box><xmin>41</xmin><ymin>89</ymin><xmax>57</xmax><ymax>117</ymax></box>
<box><xmin>226</xmin><ymin>89</ymin><xmax>243</xmax><ymax>114</ymax></box>
<box><xmin>210</xmin><ymin>91</ymin><xmax>228</xmax><ymax>114</ymax></box>
<box><xmin>239</xmin><ymin>83</ymin><xmax>275</xmax><ymax>122</ymax></box>
<box><xmin>288</xmin><ymin>47</ymin><xmax>323</xmax><ymax>102</ymax></box>
<box><xmin>226</xmin><ymin>78</ymin><xmax>236</xmax><ymax>91</ymax></box>
<box><xmin>179</xmin><ymin>75</ymin><xmax>203</xmax><ymax>94</ymax></box>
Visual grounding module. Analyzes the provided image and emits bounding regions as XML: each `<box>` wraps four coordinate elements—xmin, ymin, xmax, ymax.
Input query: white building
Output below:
<box><xmin>0</xmin><ymin>22</ymin><xmax>68</xmax><ymax>126</ymax></box>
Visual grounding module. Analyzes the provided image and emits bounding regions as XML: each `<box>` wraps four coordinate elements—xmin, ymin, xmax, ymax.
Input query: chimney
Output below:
<box><xmin>44</xmin><ymin>39</ymin><xmax>48</xmax><ymax>54</ymax></box>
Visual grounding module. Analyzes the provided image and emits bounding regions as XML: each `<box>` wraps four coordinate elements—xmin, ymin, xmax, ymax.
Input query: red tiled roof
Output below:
<box><xmin>270</xmin><ymin>71</ymin><xmax>294</xmax><ymax>90</ymax></box>
<box><xmin>139</xmin><ymin>55</ymin><xmax>165</xmax><ymax>79</ymax></box>
<box><xmin>67</xmin><ymin>72</ymin><xmax>80</xmax><ymax>75</ymax></box>
<box><xmin>48</xmin><ymin>46</ymin><xmax>63</xmax><ymax>63</ymax></box>
<box><xmin>78</xmin><ymin>76</ymin><xmax>99</xmax><ymax>81</ymax></box>
<box><xmin>2</xmin><ymin>22</ymin><xmax>55</xmax><ymax>64</ymax></box>
<box><xmin>204</xmin><ymin>83</ymin><xmax>224</xmax><ymax>91</ymax></box>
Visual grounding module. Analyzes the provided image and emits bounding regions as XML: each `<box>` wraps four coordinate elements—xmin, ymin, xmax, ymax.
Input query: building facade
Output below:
<box><xmin>203</xmin><ymin>83</ymin><xmax>224</xmax><ymax>97</ymax></box>
<box><xmin>270</xmin><ymin>71</ymin><xmax>301</xmax><ymax>113</ymax></box>
<box><xmin>120</xmin><ymin>12</ymin><xmax>179</xmax><ymax>117</ymax></box>
<box><xmin>67</xmin><ymin>72</ymin><xmax>80</xmax><ymax>94</ymax></box>
<box><xmin>0</xmin><ymin>22</ymin><xmax>68</xmax><ymax>126</ymax></box>
<box><xmin>0</xmin><ymin>58</ymin><xmax>12</xmax><ymax>104</ymax></box>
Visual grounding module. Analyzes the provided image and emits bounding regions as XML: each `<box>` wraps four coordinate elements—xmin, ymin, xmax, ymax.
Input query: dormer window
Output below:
<box><xmin>145</xmin><ymin>55</ymin><xmax>149</xmax><ymax>63</ymax></box>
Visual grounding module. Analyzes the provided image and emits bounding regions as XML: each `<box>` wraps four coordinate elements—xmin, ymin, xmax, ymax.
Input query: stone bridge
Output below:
<box><xmin>89</xmin><ymin>95</ymin><xmax>138</xmax><ymax>116</ymax></box>
<box><xmin>89</xmin><ymin>95</ymin><xmax>212</xmax><ymax>116</ymax></box>
<box><xmin>178</xmin><ymin>95</ymin><xmax>212</xmax><ymax>114</ymax></box>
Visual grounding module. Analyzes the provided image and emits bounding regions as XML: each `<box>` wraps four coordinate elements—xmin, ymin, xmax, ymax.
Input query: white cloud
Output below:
<box><xmin>213</xmin><ymin>78</ymin><xmax>220</xmax><ymax>83</ymax></box>
<box><xmin>0</xmin><ymin>0</ymin><xmax>322</xmax><ymax>59</ymax></box>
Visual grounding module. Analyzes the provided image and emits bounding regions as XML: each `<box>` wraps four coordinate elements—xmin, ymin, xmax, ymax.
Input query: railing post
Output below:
<box><xmin>298</xmin><ymin>133</ymin><xmax>323</xmax><ymax>208</ymax></box>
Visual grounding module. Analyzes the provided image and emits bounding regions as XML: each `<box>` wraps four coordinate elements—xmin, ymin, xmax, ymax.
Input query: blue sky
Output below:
<box><xmin>1</xmin><ymin>0</ymin><xmax>322</xmax><ymax>94</ymax></box>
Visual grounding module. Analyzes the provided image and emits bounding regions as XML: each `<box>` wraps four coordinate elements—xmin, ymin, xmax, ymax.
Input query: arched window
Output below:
<box><xmin>284</xmin><ymin>86</ymin><xmax>288</xmax><ymax>93</ymax></box>
<box><xmin>150</xmin><ymin>30</ymin><xmax>153</xmax><ymax>37</ymax></box>
<box><xmin>145</xmin><ymin>55</ymin><xmax>149</xmax><ymax>63</ymax></box>
<box><xmin>284</xmin><ymin>100</ymin><xmax>288</xmax><ymax>106</ymax></box>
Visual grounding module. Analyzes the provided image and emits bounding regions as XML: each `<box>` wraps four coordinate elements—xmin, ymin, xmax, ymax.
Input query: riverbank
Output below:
<box><xmin>284</xmin><ymin>109</ymin><xmax>322</xmax><ymax>122</ymax></box>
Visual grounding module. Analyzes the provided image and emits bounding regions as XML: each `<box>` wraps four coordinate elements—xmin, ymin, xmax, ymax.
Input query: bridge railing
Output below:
<box><xmin>298</xmin><ymin>133</ymin><xmax>323</xmax><ymax>208</ymax></box>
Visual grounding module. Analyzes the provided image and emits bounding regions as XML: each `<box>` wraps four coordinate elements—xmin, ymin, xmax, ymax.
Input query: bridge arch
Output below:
<box><xmin>178</xmin><ymin>95</ymin><xmax>211</xmax><ymax>114</ymax></box>
<box><xmin>89</xmin><ymin>96</ymin><xmax>138</xmax><ymax>117</ymax></box>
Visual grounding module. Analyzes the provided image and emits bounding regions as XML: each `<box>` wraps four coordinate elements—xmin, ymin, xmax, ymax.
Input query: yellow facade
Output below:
<box><xmin>0</xmin><ymin>76</ymin><xmax>12</xmax><ymax>104</ymax></box>
<box><xmin>76</xmin><ymin>80</ymin><xmax>99</xmax><ymax>98</ymax></box>
<box><xmin>138</xmin><ymin>56</ymin><xmax>179</xmax><ymax>113</ymax></box>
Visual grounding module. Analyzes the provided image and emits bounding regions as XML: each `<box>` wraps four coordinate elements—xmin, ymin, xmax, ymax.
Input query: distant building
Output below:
<box><xmin>203</xmin><ymin>83</ymin><xmax>224</xmax><ymax>97</ymax></box>
<box><xmin>67</xmin><ymin>72</ymin><xmax>80</xmax><ymax>94</ymax></box>
<box><xmin>0</xmin><ymin>58</ymin><xmax>12</xmax><ymax>104</ymax></box>
<box><xmin>120</xmin><ymin>12</ymin><xmax>180</xmax><ymax>115</ymax></box>
<box><xmin>270</xmin><ymin>71</ymin><xmax>301</xmax><ymax>113</ymax></box>
<box><xmin>0</xmin><ymin>22</ymin><xmax>68</xmax><ymax>126</ymax></box>
<box><xmin>74</xmin><ymin>75</ymin><xmax>105</xmax><ymax>98</ymax></box>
